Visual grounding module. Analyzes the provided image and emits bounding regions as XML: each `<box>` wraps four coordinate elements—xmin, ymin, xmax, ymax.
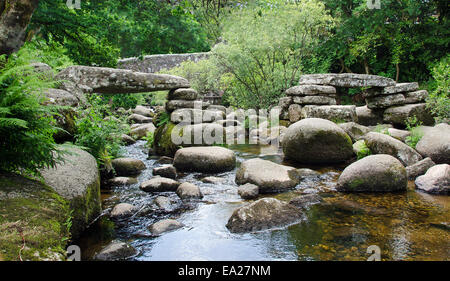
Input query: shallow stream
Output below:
<box><xmin>77</xmin><ymin>141</ymin><xmax>449</xmax><ymax>261</ymax></box>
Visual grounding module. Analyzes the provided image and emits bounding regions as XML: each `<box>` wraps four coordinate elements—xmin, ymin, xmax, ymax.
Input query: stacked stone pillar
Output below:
<box><xmin>279</xmin><ymin>74</ymin><xmax>434</xmax><ymax>127</ymax></box>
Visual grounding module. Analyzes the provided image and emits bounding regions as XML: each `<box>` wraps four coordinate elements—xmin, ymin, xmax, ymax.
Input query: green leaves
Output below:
<box><xmin>211</xmin><ymin>0</ymin><xmax>334</xmax><ymax>109</ymax></box>
<box><xmin>73</xmin><ymin>94</ymin><xmax>125</xmax><ymax>168</ymax></box>
<box><xmin>29</xmin><ymin>0</ymin><xmax>210</xmax><ymax>66</ymax></box>
<box><xmin>0</xmin><ymin>52</ymin><xmax>63</xmax><ymax>175</ymax></box>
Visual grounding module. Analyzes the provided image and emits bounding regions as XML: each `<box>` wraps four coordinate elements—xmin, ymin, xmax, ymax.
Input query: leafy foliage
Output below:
<box><xmin>426</xmin><ymin>55</ymin><xmax>450</xmax><ymax>123</ymax></box>
<box><xmin>164</xmin><ymin>59</ymin><xmax>223</xmax><ymax>96</ymax></box>
<box><xmin>320</xmin><ymin>0</ymin><xmax>450</xmax><ymax>82</ymax></box>
<box><xmin>29</xmin><ymin>0</ymin><xmax>210</xmax><ymax>66</ymax></box>
<box><xmin>143</xmin><ymin>131</ymin><xmax>155</xmax><ymax>150</ymax></box>
<box><xmin>211</xmin><ymin>0</ymin><xmax>334</xmax><ymax>109</ymax></box>
<box><xmin>74</xmin><ymin>94</ymin><xmax>125</xmax><ymax>168</ymax></box>
<box><xmin>0</xmin><ymin>50</ymin><xmax>63</xmax><ymax>175</ymax></box>
<box><xmin>405</xmin><ymin>116</ymin><xmax>424</xmax><ymax>149</ymax></box>
<box><xmin>356</xmin><ymin>141</ymin><xmax>372</xmax><ymax>160</ymax></box>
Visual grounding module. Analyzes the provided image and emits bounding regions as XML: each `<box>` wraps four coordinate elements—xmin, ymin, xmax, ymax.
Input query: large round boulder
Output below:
<box><xmin>176</xmin><ymin>182</ymin><xmax>203</xmax><ymax>199</ymax></box>
<box><xmin>40</xmin><ymin>146</ymin><xmax>101</xmax><ymax>238</ymax></box>
<box><xmin>235</xmin><ymin>158</ymin><xmax>299</xmax><ymax>193</ymax></box>
<box><xmin>336</xmin><ymin>154</ymin><xmax>407</xmax><ymax>192</ymax></box>
<box><xmin>415</xmin><ymin>164</ymin><xmax>449</xmax><ymax>195</ymax></box>
<box><xmin>153</xmin><ymin>122</ymin><xmax>179</xmax><ymax>157</ymax></box>
<box><xmin>148</xmin><ymin>219</ymin><xmax>184</xmax><ymax>236</ymax></box>
<box><xmin>226</xmin><ymin>198</ymin><xmax>302</xmax><ymax>233</ymax></box>
<box><xmin>139</xmin><ymin>177</ymin><xmax>180</xmax><ymax>192</ymax></box>
<box><xmin>111</xmin><ymin>158</ymin><xmax>146</xmax><ymax>176</ymax></box>
<box><xmin>363</xmin><ymin>132</ymin><xmax>423</xmax><ymax>166</ymax></box>
<box><xmin>415</xmin><ymin>123</ymin><xmax>450</xmax><ymax>164</ymax></box>
<box><xmin>282</xmin><ymin>118</ymin><xmax>353</xmax><ymax>164</ymax></box>
<box><xmin>173</xmin><ymin>146</ymin><xmax>236</xmax><ymax>173</ymax></box>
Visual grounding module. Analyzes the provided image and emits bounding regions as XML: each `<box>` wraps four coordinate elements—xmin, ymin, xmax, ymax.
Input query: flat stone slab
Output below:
<box><xmin>366</xmin><ymin>94</ymin><xmax>405</xmax><ymax>109</ymax></box>
<box><xmin>301</xmin><ymin>105</ymin><xmax>357</xmax><ymax>123</ymax></box>
<box><xmin>383</xmin><ymin>103</ymin><xmax>434</xmax><ymax>126</ymax></box>
<box><xmin>165</xmin><ymin>100</ymin><xmax>209</xmax><ymax>112</ymax></box>
<box><xmin>285</xmin><ymin>85</ymin><xmax>336</xmax><ymax>96</ymax></box>
<box><xmin>403</xmin><ymin>90</ymin><xmax>428</xmax><ymax>104</ymax></box>
<box><xmin>168</xmin><ymin>88</ymin><xmax>198</xmax><ymax>100</ymax></box>
<box><xmin>292</xmin><ymin>96</ymin><xmax>337</xmax><ymax>105</ymax></box>
<box><xmin>365</xmin><ymin>82</ymin><xmax>419</xmax><ymax>97</ymax></box>
<box><xmin>170</xmin><ymin>108</ymin><xmax>224</xmax><ymax>124</ymax></box>
<box><xmin>56</xmin><ymin>65</ymin><xmax>190</xmax><ymax>94</ymax></box>
<box><xmin>299</xmin><ymin>73</ymin><xmax>396</xmax><ymax>88</ymax></box>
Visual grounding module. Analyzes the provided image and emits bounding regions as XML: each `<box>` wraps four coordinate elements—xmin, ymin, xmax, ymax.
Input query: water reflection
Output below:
<box><xmin>77</xmin><ymin>141</ymin><xmax>450</xmax><ymax>261</ymax></box>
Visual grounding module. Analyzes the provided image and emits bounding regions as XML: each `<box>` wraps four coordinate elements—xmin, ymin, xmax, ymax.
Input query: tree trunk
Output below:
<box><xmin>395</xmin><ymin>63</ymin><xmax>400</xmax><ymax>82</ymax></box>
<box><xmin>363</xmin><ymin>59</ymin><xmax>370</xmax><ymax>74</ymax></box>
<box><xmin>0</xmin><ymin>0</ymin><xmax>39</xmax><ymax>56</ymax></box>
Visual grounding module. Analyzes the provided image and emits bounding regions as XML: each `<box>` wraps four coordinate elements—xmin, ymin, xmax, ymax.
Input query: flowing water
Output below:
<box><xmin>77</xmin><ymin>141</ymin><xmax>450</xmax><ymax>261</ymax></box>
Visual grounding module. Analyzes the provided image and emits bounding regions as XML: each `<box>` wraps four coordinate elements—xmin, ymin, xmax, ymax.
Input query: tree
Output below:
<box><xmin>211</xmin><ymin>0</ymin><xmax>334</xmax><ymax>109</ymax></box>
<box><xmin>320</xmin><ymin>0</ymin><xmax>450</xmax><ymax>82</ymax></box>
<box><xmin>28</xmin><ymin>0</ymin><xmax>210</xmax><ymax>66</ymax></box>
<box><xmin>0</xmin><ymin>0</ymin><xmax>39</xmax><ymax>56</ymax></box>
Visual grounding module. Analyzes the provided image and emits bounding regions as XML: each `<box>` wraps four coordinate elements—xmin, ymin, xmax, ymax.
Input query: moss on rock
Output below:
<box><xmin>0</xmin><ymin>172</ymin><xmax>71</xmax><ymax>261</ymax></box>
<box><xmin>154</xmin><ymin>121</ymin><xmax>179</xmax><ymax>157</ymax></box>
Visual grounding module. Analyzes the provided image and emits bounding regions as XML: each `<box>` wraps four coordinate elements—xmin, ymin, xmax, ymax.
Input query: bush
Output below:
<box><xmin>107</xmin><ymin>94</ymin><xmax>142</xmax><ymax>110</ymax></box>
<box><xmin>405</xmin><ymin>116</ymin><xmax>424</xmax><ymax>149</ymax></box>
<box><xmin>426</xmin><ymin>55</ymin><xmax>450</xmax><ymax>123</ymax></box>
<box><xmin>164</xmin><ymin>59</ymin><xmax>223</xmax><ymax>96</ymax></box>
<box><xmin>20</xmin><ymin>40</ymin><xmax>74</xmax><ymax>72</ymax></box>
<box><xmin>210</xmin><ymin>0</ymin><xmax>334</xmax><ymax>109</ymax></box>
<box><xmin>74</xmin><ymin>94</ymin><xmax>126</xmax><ymax>169</ymax></box>
<box><xmin>143</xmin><ymin>131</ymin><xmax>154</xmax><ymax>150</ymax></box>
<box><xmin>0</xmin><ymin>51</ymin><xmax>64</xmax><ymax>175</ymax></box>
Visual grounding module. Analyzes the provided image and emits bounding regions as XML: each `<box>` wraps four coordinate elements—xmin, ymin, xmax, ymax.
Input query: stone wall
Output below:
<box><xmin>117</xmin><ymin>52</ymin><xmax>210</xmax><ymax>73</ymax></box>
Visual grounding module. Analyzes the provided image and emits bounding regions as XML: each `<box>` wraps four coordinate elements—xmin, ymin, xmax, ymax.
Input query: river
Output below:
<box><xmin>76</xmin><ymin>141</ymin><xmax>450</xmax><ymax>261</ymax></box>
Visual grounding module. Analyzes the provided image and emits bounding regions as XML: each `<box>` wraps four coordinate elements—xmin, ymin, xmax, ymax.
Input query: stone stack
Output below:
<box><xmin>280</xmin><ymin>84</ymin><xmax>339</xmax><ymax>123</ymax></box>
<box><xmin>167</xmin><ymin>88</ymin><xmax>226</xmax><ymax>124</ymax></box>
<box><xmin>279</xmin><ymin>74</ymin><xmax>434</xmax><ymax>127</ymax></box>
<box><xmin>362</xmin><ymin>83</ymin><xmax>434</xmax><ymax>126</ymax></box>
<box><xmin>165</xmin><ymin>88</ymin><xmax>227</xmax><ymax>147</ymax></box>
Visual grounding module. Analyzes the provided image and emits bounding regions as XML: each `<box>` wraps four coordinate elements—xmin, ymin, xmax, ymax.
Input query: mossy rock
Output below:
<box><xmin>337</xmin><ymin>154</ymin><xmax>407</xmax><ymax>192</ymax></box>
<box><xmin>154</xmin><ymin>122</ymin><xmax>179</xmax><ymax>157</ymax></box>
<box><xmin>0</xmin><ymin>172</ymin><xmax>71</xmax><ymax>261</ymax></box>
<box><xmin>40</xmin><ymin>146</ymin><xmax>101</xmax><ymax>239</ymax></box>
<box><xmin>53</xmin><ymin>108</ymin><xmax>77</xmax><ymax>143</ymax></box>
<box><xmin>282</xmin><ymin>118</ymin><xmax>354</xmax><ymax>164</ymax></box>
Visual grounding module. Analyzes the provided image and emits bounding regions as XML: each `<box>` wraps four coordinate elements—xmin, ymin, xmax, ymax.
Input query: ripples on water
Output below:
<box><xmin>77</xmin><ymin>141</ymin><xmax>450</xmax><ymax>261</ymax></box>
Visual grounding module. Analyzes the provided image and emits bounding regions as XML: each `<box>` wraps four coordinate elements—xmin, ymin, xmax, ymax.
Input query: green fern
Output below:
<box><xmin>0</xmin><ymin>51</ymin><xmax>65</xmax><ymax>175</ymax></box>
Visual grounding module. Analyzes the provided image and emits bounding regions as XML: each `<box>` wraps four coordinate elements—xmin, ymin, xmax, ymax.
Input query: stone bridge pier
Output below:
<box><xmin>279</xmin><ymin>73</ymin><xmax>434</xmax><ymax>127</ymax></box>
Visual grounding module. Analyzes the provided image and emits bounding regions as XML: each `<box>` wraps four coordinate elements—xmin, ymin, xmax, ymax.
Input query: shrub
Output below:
<box><xmin>210</xmin><ymin>0</ymin><xmax>334</xmax><ymax>109</ymax></box>
<box><xmin>0</xmin><ymin>52</ymin><xmax>64</xmax><ymax>175</ymax></box>
<box><xmin>426</xmin><ymin>55</ymin><xmax>450</xmax><ymax>123</ymax></box>
<box><xmin>164</xmin><ymin>59</ymin><xmax>223</xmax><ymax>96</ymax></box>
<box><xmin>143</xmin><ymin>131</ymin><xmax>154</xmax><ymax>150</ymax></box>
<box><xmin>108</xmin><ymin>94</ymin><xmax>142</xmax><ymax>110</ymax></box>
<box><xmin>20</xmin><ymin>40</ymin><xmax>74</xmax><ymax>72</ymax></box>
<box><xmin>74</xmin><ymin>94</ymin><xmax>125</xmax><ymax>169</ymax></box>
<box><xmin>405</xmin><ymin>116</ymin><xmax>424</xmax><ymax>149</ymax></box>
